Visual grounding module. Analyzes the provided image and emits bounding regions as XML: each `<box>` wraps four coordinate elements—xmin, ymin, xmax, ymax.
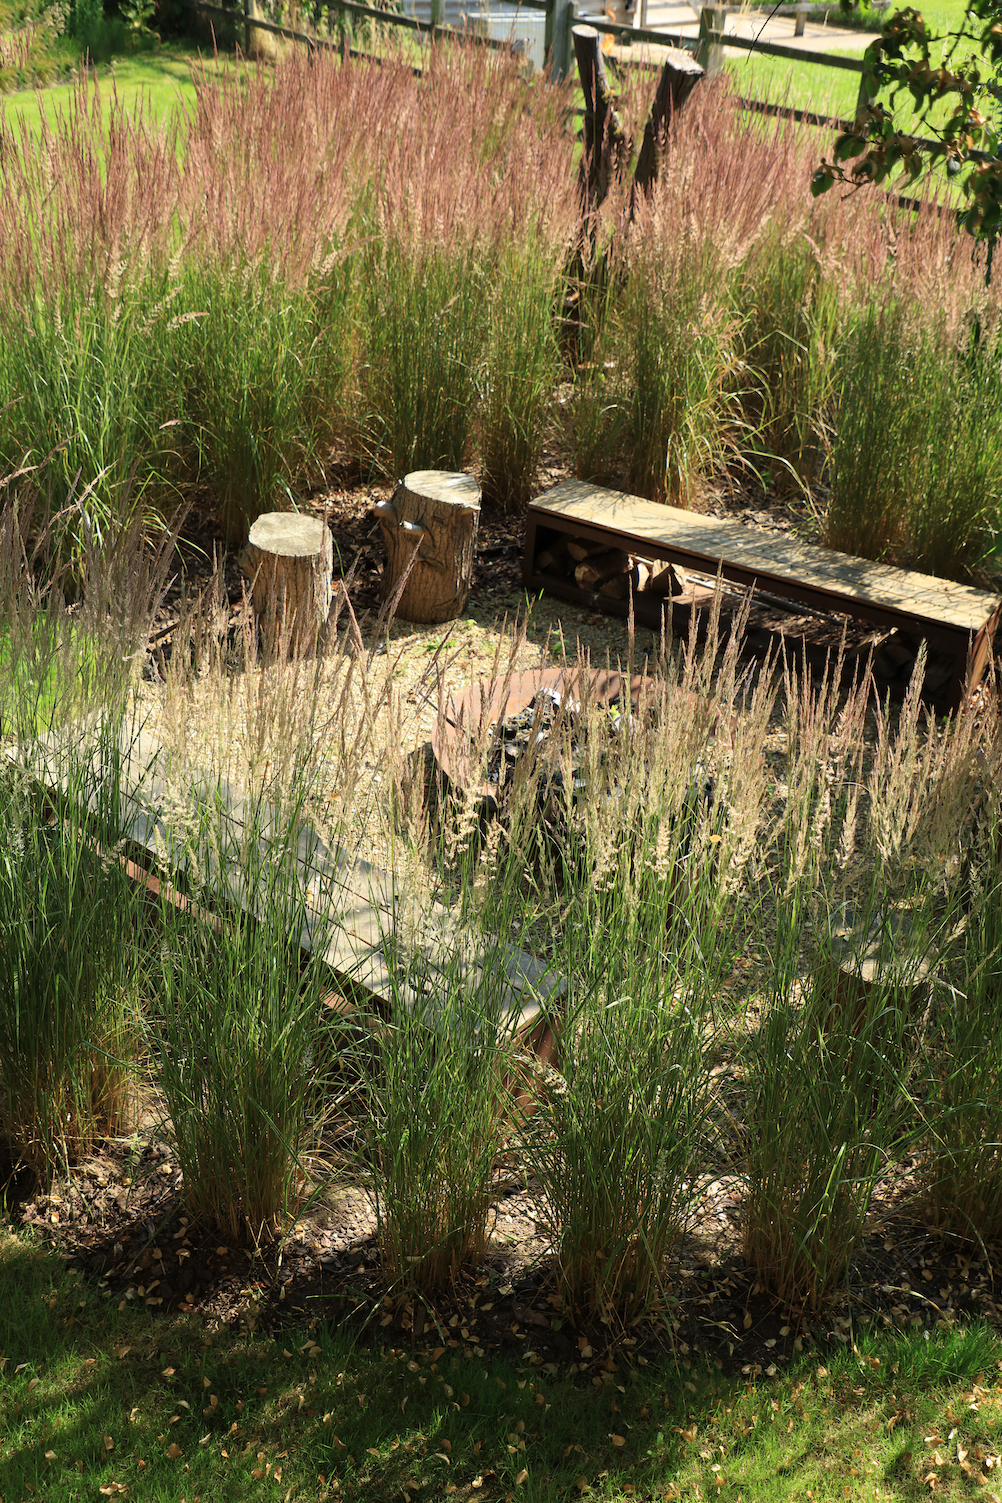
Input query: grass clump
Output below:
<box><xmin>171</xmin><ymin>261</ymin><xmax>321</xmax><ymax>541</ymax></box>
<box><xmin>734</xmin><ymin>225</ymin><xmax>841</xmax><ymax>488</ymax></box>
<box><xmin>924</xmin><ymin>795</ymin><xmax>1002</xmax><ymax>1250</ymax></box>
<box><xmin>0</xmin><ymin>737</ymin><xmax>142</xmax><ymax>1185</ymax></box>
<box><xmin>363</xmin><ymin>967</ymin><xmax>514</xmax><ymax>1298</ymax></box>
<box><xmin>3</xmin><ymin>45</ymin><xmax>1002</xmax><ymax>572</ymax></box>
<box><xmin>152</xmin><ymin>885</ymin><xmax>335</xmax><ymax>1245</ymax></box>
<box><xmin>360</xmin><ymin>241</ymin><xmax>486</xmax><ymax>482</ymax></box>
<box><xmin>477</xmin><ymin>242</ymin><xmax>560</xmax><ymax>511</ymax></box>
<box><xmin>512</xmin><ymin>624</ymin><xmax>772</xmax><ymax>1325</ymax></box>
<box><xmin>742</xmin><ymin>947</ymin><xmax>915</xmax><ymax>1313</ymax></box>
<box><xmin>827</xmin><ymin>301</ymin><xmax>1002</xmax><ymax>577</ymax></box>
<box><xmin>528</xmin><ymin>962</ymin><xmax>714</xmax><ymax>1325</ymax></box>
<box><xmin>0</xmin><ymin>290</ymin><xmax>177</xmax><ymax>563</ymax></box>
<box><xmin>623</xmin><ymin>233</ymin><xmax>739</xmax><ymax>506</ymax></box>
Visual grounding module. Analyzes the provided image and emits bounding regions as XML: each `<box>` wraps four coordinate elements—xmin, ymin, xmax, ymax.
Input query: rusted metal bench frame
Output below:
<box><xmin>524</xmin><ymin>482</ymin><xmax>1002</xmax><ymax>713</ymax></box>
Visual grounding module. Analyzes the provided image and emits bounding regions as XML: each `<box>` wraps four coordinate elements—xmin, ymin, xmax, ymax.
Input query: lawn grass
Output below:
<box><xmin>4</xmin><ymin>1228</ymin><xmax>1002</xmax><ymax>1501</ymax></box>
<box><xmin>0</xmin><ymin>40</ymin><xmax>243</xmax><ymax>133</ymax></box>
<box><xmin>723</xmin><ymin>0</ymin><xmax>978</xmax><ymax>129</ymax></box>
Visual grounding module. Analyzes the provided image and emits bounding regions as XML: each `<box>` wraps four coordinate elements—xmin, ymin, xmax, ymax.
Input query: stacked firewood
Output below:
<box><xmin>535</xmin><ymin>535</ymin><xmax>690</xmax><ymax>603</ymax></box>
<box><xmin>870</xmin><ymin>631</ymin><xmax>954</xmax><ymax>696</ymax></box>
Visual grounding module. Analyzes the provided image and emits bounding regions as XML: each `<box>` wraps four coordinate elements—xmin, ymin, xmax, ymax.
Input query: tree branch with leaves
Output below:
<box><xmin>812</xmin><ymin>1</ymin><xmax>1002</xmax><ymax>241</ymax></box>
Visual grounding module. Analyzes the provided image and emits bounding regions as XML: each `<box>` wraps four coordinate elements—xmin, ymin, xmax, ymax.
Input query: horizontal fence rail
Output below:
<box><xmin>183</xmin><ymin>0</ymin><xmax>869</xmax><ymax>80</ymax></box>
<box><xmin>180</xmin><ymin>0</ymin><xmax>993</xmax><ymax>189</ymax></box>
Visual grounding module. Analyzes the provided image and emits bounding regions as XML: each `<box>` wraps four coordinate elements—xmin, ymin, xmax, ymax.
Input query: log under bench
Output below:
<box><xmin>523</xmin><ymin>481</ymin><xmax>1002</xmax><ymax>714</ymax></box>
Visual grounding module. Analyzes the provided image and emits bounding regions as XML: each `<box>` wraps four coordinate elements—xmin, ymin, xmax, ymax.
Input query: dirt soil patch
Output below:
<box><xmin>13</xmin><ymin>1131</ymin><xmax>1002</xmax><ymax>1384</ymax></box>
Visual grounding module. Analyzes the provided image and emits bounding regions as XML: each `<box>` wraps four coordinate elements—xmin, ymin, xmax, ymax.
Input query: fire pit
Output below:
<box><xmin>430</xmin><ymin>665</ymin><xmax>735</xmax><ymax>898</ymax></box>
<box><xmin>431</xmin><ymin>668</ymin><xmax>651</xmax><ymax>811</ymax></box>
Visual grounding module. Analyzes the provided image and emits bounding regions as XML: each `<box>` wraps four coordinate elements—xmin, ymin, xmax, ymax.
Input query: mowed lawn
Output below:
<box><xmin>723</xmin><ymin>0</ymin><xmax>982</xmax><ymax>124</ymax></box>
<box><xmin>0</xmin><ymin>41</ymin><xmax>244</xmax><ymax>134</ymax></box>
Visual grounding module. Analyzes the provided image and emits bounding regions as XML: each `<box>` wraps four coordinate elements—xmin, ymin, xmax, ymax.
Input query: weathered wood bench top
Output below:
<box><xmin>531</xmin><ymin>481</ymin><xmax>997</xmax><ymax>634</ymax></box>
<box><xmin>5</xmin><ymin>718</ymin><xmax>564</xmax><ymax>1041</ymax></box>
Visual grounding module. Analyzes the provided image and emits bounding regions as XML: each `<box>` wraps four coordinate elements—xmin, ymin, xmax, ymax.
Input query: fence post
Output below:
<box><xmin>244</xmin><ymin>0</ymin><xmax>254</xmax><ymax>56</ymax></box>
<box><xmin>545</xmin><ymin>0</ymin><xmax>573</xmax><ymax>81</ymax></box>
<box><xmin>430</xmin><ymin>0</ymin><xmax>443</xmax><ymax>31</ymax></box>
<box><xmin>696</xmin><ymin>6</ymin><xmax>725</xmax><ymax>78</ymax></box>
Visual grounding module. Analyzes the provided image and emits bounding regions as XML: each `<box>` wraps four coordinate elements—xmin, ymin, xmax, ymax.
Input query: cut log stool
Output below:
<box><xmin>242</xmin><ymin>512</ymin><xmax>335</xmax><ymax>658</ymax></box>
<box><xmin>377</xmin><ymin>470</ymin><xmax>481</xmax><ymax>624</ymax></box>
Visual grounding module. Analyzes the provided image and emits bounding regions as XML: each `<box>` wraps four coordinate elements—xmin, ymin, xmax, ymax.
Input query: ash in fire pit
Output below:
<box><xmin>486</xmin><ymin>685</ymin><xmax>644</xmax><ymax>802</ymax></box>
<box><xmin>432</xmin><ymin>669</ymin><xmax>639</xmax><ymax>807</ymax></box>
<box><xmin>433</xmin><ymin>668</ymin><xmax>719</xmax><ymax>846</ymax></box>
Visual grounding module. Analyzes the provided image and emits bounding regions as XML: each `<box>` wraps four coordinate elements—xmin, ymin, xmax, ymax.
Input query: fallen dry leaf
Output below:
<box><xmin>611</xmin><ymin>1435</ymin><xmax>626</xmax><ymax>1448</ymax></box>
<box><xmin>166</xmin><ymin>1443</ymin><xmax>183</xmax><ymax>1459</ymax></box>
<box><xmin>515</xmin><ymin>1468</ymin><xmax>528</xmax><ymax>1485</ymax></box>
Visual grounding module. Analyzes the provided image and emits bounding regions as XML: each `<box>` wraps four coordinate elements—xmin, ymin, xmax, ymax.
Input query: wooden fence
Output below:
<box><xmin>186</xmin><ymin>0</ymin><xmax>867</xmax><ymax>98</ymax></box>
<box><xmin>181</xmin><ymin>0</ymin><xmax>994</xmax><ymax>171</ymax></box>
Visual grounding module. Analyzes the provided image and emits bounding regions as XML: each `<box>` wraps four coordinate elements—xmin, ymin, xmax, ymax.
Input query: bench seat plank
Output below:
<box><xmin>5</xmin><ymin>718</ymin><xmax>563</xmax><ymax>1041</ymax></box>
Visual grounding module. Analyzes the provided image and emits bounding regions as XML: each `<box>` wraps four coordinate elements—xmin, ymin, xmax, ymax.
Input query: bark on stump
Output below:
<box><xmin>632</xmin><ymin>48</ymin><xmax>705</xmax><ymax>204</ymax></box>
<box><xmin>377</xmin><ymin>471</ymin><xmax>481</xmax><ymax>625</ymax></box>
<box><xmin>572</xmin><ymin>25</ymin><xmax>630</xmax><ymax>211</ymax></box>
<box><xmin>243</xmin><ymin>511</ymin><xmax>335</xmax><ymax>658</ymax></box>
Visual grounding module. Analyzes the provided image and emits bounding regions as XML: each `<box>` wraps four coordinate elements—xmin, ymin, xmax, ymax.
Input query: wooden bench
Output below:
<box><xmin>523</xmin><ymin>480</ymin><xmax>1002</xmax><ymax>713</ymax></box>
<box><xmin>6</xmin><ymin>718</ymin><xmax>564</xmax><ymax>1056</ymax></box>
